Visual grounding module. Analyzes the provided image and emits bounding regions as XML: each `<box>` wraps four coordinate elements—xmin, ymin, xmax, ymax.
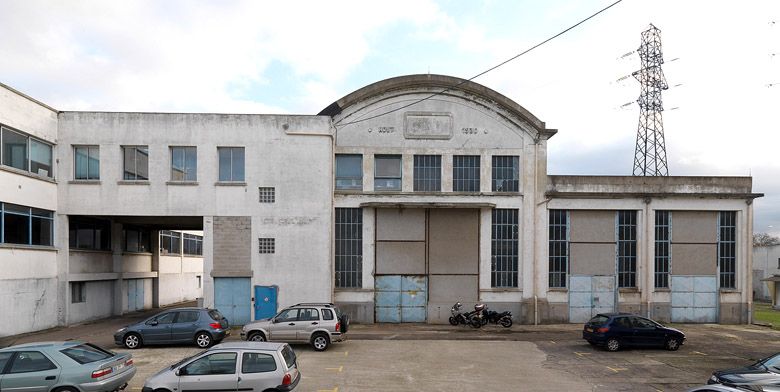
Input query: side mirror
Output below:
<box><xmin>176</xmin><ymin>368</ymin><xmax>185</xmax><ymax>376</ymax></box>
<box><xmin>149</xmin><ymin>320</ymin><xmax>159</xmax><ymax>326</ymax></box>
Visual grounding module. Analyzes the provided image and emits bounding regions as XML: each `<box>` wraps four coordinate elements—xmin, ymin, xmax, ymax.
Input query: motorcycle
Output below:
<box><xmin>481</xmin><ymin>307</ymin><xmax>513</xmax><ymax>328</ymax></box>
<box><xmin>469</xmin><ymin>303</ymin><xmax>487</xmax><ymax>328</ymax></box>
<box><xmin>449</xmin><ymin>302</ymin><xmax>472</xmax><ymax>326</ymax></box>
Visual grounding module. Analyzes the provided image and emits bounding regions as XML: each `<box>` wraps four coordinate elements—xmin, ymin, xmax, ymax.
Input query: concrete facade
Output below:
<box><xmin>0</xmin><ymin>75</ymin><xmax>762</xmax><ymax>335</ymax></box>
<box><xmin>754</xmin><ymin>245</ymin><xmax>780</xmax><ymax>301</ymax></box>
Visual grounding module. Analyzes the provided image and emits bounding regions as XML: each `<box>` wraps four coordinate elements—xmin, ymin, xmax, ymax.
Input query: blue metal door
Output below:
<box><xmin>214</xmin><ymin>278</ymin><xmax>251</xmax><ymax>325</ymax></box>
<box><xmin>127</xmin><ymin>279</ymin><xmax>144</xmax><ymax>312</ymax></box>
<box><xmin>375</xmin><ymin>275</ymin><xmax>427</xmax><ymax>323</ymax></box>
<box><xmin>254</xmin><ymin>285</ymin><xmax>278</xmax><ymax>320</ymax></box>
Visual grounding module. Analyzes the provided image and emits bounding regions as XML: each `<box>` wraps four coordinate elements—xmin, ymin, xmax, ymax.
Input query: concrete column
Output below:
<box><xmin>112</xmin><ymin>221</ymin><xmax>124</xmax><ymax>316</ymax></box>
<box><xmin>402</xmin><ymin>154</ymin><xmax>413</xmax><ymax>192</ymax></box>
<box><xmin>151</xmin><ymin>230</ymin><xmax>160</xmax><ymax>308</ymax></box>
<box><xmin>203</xmin><ymin>216</ymin><xmax>215</xmax><ymax>308</ymax></box>
<box><xmin>56</xmin><ymin>214</ymin><xmax>70</xmax><ymax>326</ymax></box>
<box><xmin>442</xmin><ymin>154</ymin><xmax>453</xmax><ymax>192</ymax></box>
<box><xmin>363</xmin><ymin>152</ymin><xmax>374</xmax><ymax>192</ymax></box>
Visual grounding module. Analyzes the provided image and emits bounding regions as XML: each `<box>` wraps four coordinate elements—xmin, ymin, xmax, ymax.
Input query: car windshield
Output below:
<box><xmin>170</xmin><ymin>353</ymin><xmax>200</xmax><ymax>369</ymax></box>
<box><xmin>281</xmin><ymin>345</ymin><xmax>296</xmax><ymax>369</ymax></box>
<box><xmin>60</xmin><ymin>344</ymin><xmax>114</xmax><ymax>364</ymax></box>
<box><xmin>208</xmin><ymin>310</ymin><xmax>224</xmax><ymax>321</ymax></box>
<box><xmin>760</xmin><ymin>354</ymin><xmax>780</xmax><ymax>370</ymax></box>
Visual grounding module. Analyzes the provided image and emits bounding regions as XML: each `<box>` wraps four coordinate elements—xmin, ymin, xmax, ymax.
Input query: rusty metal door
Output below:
<box><xmin>375</xmin><ymin>275</ymin><xmax>427</xmax><ymax>323</ymax></box>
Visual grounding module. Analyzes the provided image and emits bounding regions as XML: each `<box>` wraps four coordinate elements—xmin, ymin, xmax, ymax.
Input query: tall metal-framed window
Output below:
<box><xmin>718</xmin><ymin>211</ymin><xmax>737</xmax><ymax>289</ymax></box>
<box><xmin>617</xmin><ymin>210</ymin><xmax>637</xmax><ymax>288</ymax></box>
<box><xmin>453</xmin><ymin>155</ymin><xmax>480</xmax><ymax>192</ymax></box>
<box><xmin>374</xmin><ymin>155</ymin><xmax>402</xmax><ymax>191</ymax></box>
<box><xmin>170</xmin><ymin>146</ymin><xmax>197</xmax><ymax>181</ymax></box>
<box><xmin>335</xmin><ymin>208</ymin><xmax>362</xmax><ymax>288</ymax></box>
<box><xmin>0</xmin><ymin>202</ymin><xmax>54</xmax><ymax>246</ymax></box>
<box><xmin>492</xmin><ymin>209</ymin><xmax>519</xmax><ymax>288</ymax></box>
<box><xmin>123</xmin><ymin>226</ymin><xmax>151</xmax><ymax>253</ymax></box>
<box><xmin>69</xmin><ymin>217</ymin><xmax>111</xmax><ymax>250</ymax></box>
<box><xmin>74</xmin><ymin>146</ymin><xmax>100</xmax><ymax>180</ymax></box>
<box><xmin>335</xmin><ymin>154</ymin><xmax>363</xmax><ymax>190</ymax></box>
<box><xmin>549</xmin><ymin>209</ymin><xmax>569</xmax><ymax>288</ymax></box>
<box><xmin>160</xmin><ymin>230</ymin><xmax>181</xmax><ymax>255</ymax></box>
<box><xmin>183</xmin><ymin>233</ymin><xmax>203</xmax><ymax>256</ymax></box>
<box><xmin>413</xmin><ymin>155</ymin><xmax>441</xmax><ymax>192</ymax></box>
<box><xmin>218</xmin><ymin>147</ymin><xmax>245</xmax><ymax>182</ymax></box>
<box><xmin>655</xmin><ymin>211</ymin><xmax>671</xmax><ymax>288</ymax></box>
<box><xmin>492</xmin><ymin>155</ymin><xmax>519</xmax><ymax>192</ymax></box>
<box><xmin>1</xmin><ymin>125</ymin><xmax>54</xmax><ymax>178</ymax></box>
<box><xmin>122</xmin><ymin>146</ymin><xmax>149</xmax><ymax>180</ymax></box>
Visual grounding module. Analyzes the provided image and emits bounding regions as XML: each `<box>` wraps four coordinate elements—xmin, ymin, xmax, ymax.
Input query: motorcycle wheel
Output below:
<box><xmin>470</xmin><ymin>318</ymin><xmax>482</xmax><ymax>328</ymax></box>
<box><xmin>448</xmin><ymin>316</ymin><xmax>458</xmax><ymax>326</ymax></box>
<box><xmin>499</xmin><ymin>316</ymin><xmax>513</xmax><ymax>328</ymax></box>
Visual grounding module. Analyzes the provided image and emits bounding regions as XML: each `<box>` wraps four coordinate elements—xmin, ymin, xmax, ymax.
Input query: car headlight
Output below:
<box><xmin>710</xmin><ymin>375</ymin><xmax>719</xmax><ymax>383</ymax></box>
<box><xmin>116</xmin><ymin>327</ymin><xmax>127</xmax><ymax>334</ymax></box>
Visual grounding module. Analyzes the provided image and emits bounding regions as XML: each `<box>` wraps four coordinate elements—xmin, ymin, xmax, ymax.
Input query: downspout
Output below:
<box><xmin>533</xmin><ymin>137</ymin><xmax>540</xmax><ymax>325</ymax></box>
<box><xmin>644</xmin><ymin>197</ymin><xmax>652</xmax><ymax>319</ymax></box>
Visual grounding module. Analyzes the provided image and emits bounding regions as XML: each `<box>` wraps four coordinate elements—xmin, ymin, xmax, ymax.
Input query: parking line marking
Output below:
<box><xmin>317</xmin><ymin>388</ymin><xmax>338</xmax><ymax>392</ymax></box>
<box><xmin>606</xmin><ymin>366</ymin><xmax>627</xmax><ymax>373</ymax></box>
<box><xmin>325</xmin><ymin>365</ymin><xmax>344</xmax><ymax>372</ymax></box>
<box><xmin>574</xmin><ymin>352</ymin><xmax>591</xmax><ymax>357</ymax></box>
<box><xmin>692</xmin><ymin>351</ymin><xmax>708</xmax><ymax>356</ymax></box>
<box><xmin>550</xmin><ymin>340</ymin><xmax>556</xmax><ymax>344</ymax></box>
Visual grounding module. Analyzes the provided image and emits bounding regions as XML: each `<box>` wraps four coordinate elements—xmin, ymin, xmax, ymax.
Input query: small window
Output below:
<box><xmin>259</xmin><ymin>238</ymin><xmax>275</xmax><ymax>254</ymax></box>
<box><xmin>259</xmin><ymin>187</ymin><xmax>275</xmax><ymax>203</ymax></box>
<box><xmin>2</xmin><ymin>127</ymin><xmax>29</xmax><ymax>172</ymax></box>
<box><xmin>275</xmin><ymin>309</ymin><xmax>299</xmax><ymax>322</ymax></box>
<box><xmin>60</xmin><ymin>344</ymin><xmax>113</xmax><ymax>364</ymax></box>
<box><xmin>281</xmin><ymin>345</ymin><xmax>296</xmax><ymax>369</ymax></box>
<box><xmin>171</xmin><ymin>146</ymin><xmax>197</xmax><ymax>181</ymax></box>
<box><xmin>176</xmin><ymin>311</ymin><xmax>200</xmax><ymax>323</ymax></box>
<box><xmin>374</xmin><ymin>155</ymin><xmax>402</xmax><ymax>191</ymax></box>
<box><xmin>218</xmin><ymin>147</ymin><xmax>245</xmax><ymax>182</ymax></box>
<box><xmin>298</xmin><ymin>308</ymin><xmax>319</xmax><ymax>321</ymax></box>
<box><xmin>183</xmin><ymin>233</ymin><xmax>203</xmax><ymax>256</ymax></box>
<box><xmin>0</xmin><ymin>352</ymin><xmax>12</xmax><ymax>372</ymax></box>
<box><xmin>160</xmin><ymin>230</ymin><xmax>182</xmax><ymax>255</ymax></box>
<box><xmin>9</xmin><ymin>351</ymin><xmax>57</xmax><ymax>373</ymax></box>
<box><xmin>777</xmin><ymin>258</ymin><xmax>780</xmax><ymax>269</ymax></box>
<box><xmin>241</xmin><ymin>352</ymin><xmax>277</xmax><ymax>374</ymax></box>
<box><xmin>492</xmin><ymin>155</ymin><xmax>519</xmax><ymax>192</ymax></box>
<box><xmin>453</xmin><ymin>155</ymin><xmax>480</xmax><ymax>192</ymax></box>
<box><xmin>208</xmin><ymin>310</ymin><xmax>224</xmax><ymax>321</ymax></box>
<box><xmin>184</xmin><ymin>352</ymin><xmax>237</xmax><ymax>376</ymax></box>
<box><xmin>122</xmin><ymin>146</ymin><xmax>149</xmax><ymax>180</ymax></box>
<box><xmin>150</xmin><ymin>312</ymin><xmax>177</xmax><ymax>325</ymax></box>
<box><xmin>413</xmin><ymin>155</ymin><xmax>441</xmax><ymax>192</ymax></box>
<box><xmin>74</xmin><ymin>146</ymin><xmax>100</xmax><ymax>180</ymax></box>
<box><xmin>197</xmin><ymin>275</ymin><xmax>202</xmax><ymax>289</ymax></box>
<box><xmin>335</xmin><ymin>154</ymin><xmax>363</xmax><ymax>190</ymax></box>
<box><xmin>322</xmin><ymin>309</ymin><xmax>334</xmax><ymax>320</ymax></box>
<box><xmin>30</xmin><ymin>139</ymin><xmax>52</xmax><ymax>178</ymax></box>
<box><xmin>71</xmin><ymin>282</ymin><xmax>86</xmax><ymax>303</ymax></box>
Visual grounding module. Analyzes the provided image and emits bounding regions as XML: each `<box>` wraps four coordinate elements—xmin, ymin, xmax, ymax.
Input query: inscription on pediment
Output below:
<box><xmin>404</xmin><ymin>112</ymin><xmax>453</xmax><ymax>140</ymax></box>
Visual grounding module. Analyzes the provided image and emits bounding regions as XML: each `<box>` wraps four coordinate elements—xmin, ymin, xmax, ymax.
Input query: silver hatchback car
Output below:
<box><xmin>240</xmin><ymin>303</ymin><xmax>348</xmax><ymax>351</ymax></box>
<box><xmin>142</xmin><ymin>342</ymin><xmax>300</xmax><ymax>392</ymax></box>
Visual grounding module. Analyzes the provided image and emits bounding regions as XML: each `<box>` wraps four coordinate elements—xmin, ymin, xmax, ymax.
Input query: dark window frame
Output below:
<box><xmin>654</xmin><ymin>210</ymin><xmax>671</xmax><ymax>288</ymax></box>
<box><xmin>258</xmin><ymin>237</ymin><xmax>275</xmax><ymax>254</ymax></box>
<box><xmin>122</xmin><ymin>145</ymin><xmax>149</xmax><ymax>181</ymax></box>
<box><xmin>123</xmin><ymin>226</ymin><xmax>151</xmax><ymax>253</ymax></box>
<box><xmin>160</xmin><ymin>230</ymin><xmax>182</xmax><ymax>255</ymax></box>
<box><xmin>492</xmin><ymin>209</ymin><xmax>519</xmax><ymax>288</ymax></box>
<box><xmin>548</xmin><ymin>209</ymin><xmax>569</xmax><ymax>288</ymax></box>
<box><xmin>74</xmin><ymin>145</ymin><xmax>100</xmax><ymax>180</ymax></box>
<box><xmin>68</xmin><ymin>217</ymin><xmax>111</xmax><ymax>251</ymax></box>
<box><xmin>374</xmin><ymin>155</ymin><xmax>402</xmax><ymax>191</ymax></box>
<box><xmin>258</xmin><ymin>187</ymin><xmax>275</xmax><ymax>203</ymax></box>
<box><xmin>335</xmin><ymin>154</ymin><xmax>363</xmax><ymax>190</ymax></box>
<box><xmin>71</xmin><ymin>282</ymin><xmax>86</xmax><ymax>303</ymax></box>
<box><xmin>452</xmin><ymin>155</ymin><xmax>480</xmax><ymax>192</ymax></box>
<box><xmin>718</xmin><ymin>211</ymin><xmax>737</xmax><ymax>289</ymax></box>
<box><xmin>335</xmin><ymin>208</ymin><xmax>362</xmax><ymax>288</ymax></box>
<box><xmin>491</xmin><ymin>155</ymin><xmax>519</xmax><ymax>192</ymax></box>
<box><xmin>1</xmin><ymin>202</ymin><xmax>54</xmax><ymax>246</ymax></box>
<box><xmin>183</xmin><ymin>233</ymin><xmax>203</xmax><ymax>256</ymax></box>
<box><xmin>617</xmin><ymin>210</ymin><xmax>638</xmax><ymax>288</ymax></box>
<box><xmin>413</xmin><ymin>155</ymin><xmax>441</xmax><ymax>192</ymax></box>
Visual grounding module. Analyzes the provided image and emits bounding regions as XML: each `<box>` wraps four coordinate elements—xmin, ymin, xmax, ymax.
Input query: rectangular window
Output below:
<box><xmin>218</xmin><ymin>147</ymin><xmax>245</xmax><ymax>182</ymax></box>
<box><xmin>197</xmin><ymin>275</ymin><xmax>202</xmax><ymax>289</ymax></box>
<box><xmin>453</xmin><ymin>155</ymin><xmax>480</xmax><ymax>192</ymax></box>
<box><xmin>258</xmin><ymin>238</ymin><xmax>275</xmax><ymax>254</ymax></box>
<box><xmin>0</xmin><ymin>203</ymin><xmax>53</xmax><ymax>246</ymax></box>
<box><xmin>335</xmin><ymin>154</ymin><xmax>363</xmax><ymax>190</ymax></box>
<box><xmin>335</xmin><ymin>208</ymin><xmax>362</xmax><ymax>288</ymax></box>
<box><xmin>74</xmin><ymin>146</ymin><xmax>100</xmax><ymax>180</ymax></box>
<box><xmin>1</xmin><ymin>126</ymin><xmax>54</xmax><ymax>178</ymax></box>
<box><xmin>171</xmin><ymin>146</ymin><xmax>197</xmax><ymax>181</ymax></box>
<box><xmin>617</xmin><ymin>210</ymin><xmax>637</xmax><ymax>288</ymax></box>
<box><xmin>160</xmin><ymin>230</ymin><xmax>181</xmax><ymax>254</ymax></box>
<box><xmin>413</xmin><ymin>155</ymin><xmax>441</xmax><ymax>192</ymax></box>
<box><xmin>123</xmin><ymin>227</ymin><xmax>151</xmax><ymax>253</ymax></box>
<box><xmin>183</xmin><ymin>233</ymin><xmax>203</xmax><ymax>256</ymax></box>
<box><xmin>2</xmin><ymin>127</ymin><xmax>28</xmax><ymax>171</ymax></box>
<box><xmin>655</xmin><ymin>211</ymin><xmax>671</xmax><ymax>288</ymax></box>
<box><xmin>548</xmin><ymin>209</ymin><xmax>569</xmax><ymax>288</ymax></box>
<box><xmin>374</xmin><ymin>155</ymin><xmax>402</xmax><ymax>191</ymax></box>
<box><xmin>69</xmin><ymin>217</ymin><xmax>111</xmax><ymax>251</ymax></box>
<box><xmin>30</xmin><ymin>139</ymin><xmax>52</xmax><ymax>178</ymax></box>
<box><xmin>259</xmin><ymin>187</ymin><xmax>275</xmax><ymax>203</ymax></box>
<box><xmin>492</xmin><ymin>155</ymin><xmax>519</xmax><ymax>192</ymax></box>
<box><xmin>492</xmin><ymin>209</ymin><xmax>519</xmax><ymax>288</ymax></box>
<box><xmin>122</xmin><ymin>146</ymin><xmax>149</xmax><ymax>180</ymax></box>
<box><xmin>718</xmin><ymin>211</ymin><xmax>737</xmax><ymax>289</ymax></box>
<box><xmin>71</xmin><ymin>282</ymin><xmax>86</xmax><ymax>303</ymax></box>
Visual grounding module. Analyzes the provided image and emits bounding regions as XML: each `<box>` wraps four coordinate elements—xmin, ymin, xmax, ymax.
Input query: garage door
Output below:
<box><xmin>671</xmin><ymin>276</ymin><xmax>717</xmax><ymax>323</ymax></box>
<box><xmin>569</xmin><ymin>275</ymin><xmax>615</xmax><ymax>323</ymax></box>
<box><xmin>215</xmin><ymin>277</ymin><xmax>251</xmax><ymax>325</ymax></box>
<box><xmin>375</xmin><ymin>275</ymin><xmax>427</xmax><ymax>323</ymax></box>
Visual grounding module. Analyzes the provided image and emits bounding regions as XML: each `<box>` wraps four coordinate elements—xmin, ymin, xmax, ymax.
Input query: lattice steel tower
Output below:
<box><xmin>632</xmin><ymin>24</ymin><xmax>669</xmax><ymax>176</ymax></box>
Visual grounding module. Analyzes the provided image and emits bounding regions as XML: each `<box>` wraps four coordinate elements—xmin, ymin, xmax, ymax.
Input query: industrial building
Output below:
<box><xmin>0</xmin><ymin>74</ymin><xmax>760</xmax><ymax>336</ymax></box>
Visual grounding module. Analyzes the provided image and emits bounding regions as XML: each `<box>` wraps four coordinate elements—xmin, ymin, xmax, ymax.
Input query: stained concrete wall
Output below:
<box><xmin>753</xmin><ymin>245</ymin><xmax>780</xmax><ymax>301</ymax></box>
<box><xmin>68</xmin><ymin>280</ymin><xmax>115</xmax><ymax>324</ymax></box>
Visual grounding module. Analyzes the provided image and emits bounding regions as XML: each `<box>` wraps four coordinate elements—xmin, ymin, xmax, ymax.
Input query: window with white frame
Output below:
<box><xmin>1</xmin><ymin>126</ymin><xmax>54</xmax><ymax>178</ymax></box>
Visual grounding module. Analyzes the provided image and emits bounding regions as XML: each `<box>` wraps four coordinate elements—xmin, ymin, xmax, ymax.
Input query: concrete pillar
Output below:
<box><xmin>151</xmin><ymin>230</ymin><xmax>160</xmax><ymax>308</ymax></box>
<box><xmin>56</xmin><ymin>214</ymin><xmax>70</xmax><ymax>326</ymax></box>
<box><xmin>112</xmin><ymin>221</ymin><xmax>123</xmax><ymax>316</ymax></box>
<box><xmin>203</xmin><ymin>216</ymin><xmax>215</xmax><ymax>308</ymax></box>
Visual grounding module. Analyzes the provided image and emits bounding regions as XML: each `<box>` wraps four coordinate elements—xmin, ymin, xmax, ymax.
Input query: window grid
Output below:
<box><xmin>183</xmin><ymin>233</ymin><xmax>203</xmax><ymax>256</ymax></box>
<box><xmin>259</xmin><ymin>187</ymin><xmax>275</xmax><ymax>203</ymax></box>
<box><xmin>492</xmin><ymin>155</ymin><xmax>519</xmax><ymax>192</ymax></box>
<box><xmin>374</xmin><ymin>155</ymin><xmax>402</xmax><ymax>191</ymax></box>
<box><xmin>655</xmin><ymin>211</ymin><xmax>671</xmax><ymax>288</ymax></box>
<box><xmin>170</xmin><ymin>146</ymin><xmax>197</xmax><ymax>181</ymax></box>
<box><xmin>123</xmin><ymin>146</ymin><xmax>149</xmax><ymax>180</ymax></box>
<box><xmin>492</xmin><ymin>209</ymin><xmax>519</xmax><ymax>288</ymax></box>
<box><xmin>160</xmin><ymin>230</ymin><xmax>181</xmax><ymax>255</ymax></box>
<box><xmin>453</xmin><ymin>155</ymin><xmax>480</xmax><ymax>192</ymax></box>
<box><xmin>718</xmin><ymin>211</ymin><xmax>737</xmax><ymax>289</ymax></box>
<box><xmin>413</xmin><ymin>155</ymin><xmax>441</xmax><ymax>192</ymax></box>
<box><xmin>335</xmin><ymin>154</ymin><xmax>363</xmax><ymax>190</ymax></box>
<box><xmin>617</xmin><ymin>210</ymin><xmax>637</xmax><ymax>288</ymax></box>
<box><xmin>218</xmin><ymin>147</ymin><xmax>245</xmax><ymax>182</ymax></box>
<box><xmin>335</xmin><ymin>208</ymin><xmax>362</xmax><ymax>288</ymax></box>
<box><xmin>1</xmin><ymin>202</ymin><xmax>54</xmax><ymax>246</ymax></box>
<box><xmin>259</xmin><ymin>237</ymin><xmax>275</xmax><ymax>254</ymax></box>
<box><xmin>548</xmin><ymin>209</ymin><xmax>569</xmax><ymax>288</ymax></box>
<box><xmin>74</xmin><ymin>146</ymin><xmax>100</xmax><ymax>180</ymax></box>
<box><xmin>1</xmin><ymin>125</ymin><xmax>54</xmax><ymax>178</ymax></box>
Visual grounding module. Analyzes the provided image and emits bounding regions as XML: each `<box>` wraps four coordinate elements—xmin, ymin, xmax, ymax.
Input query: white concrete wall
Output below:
<box><xmin>68</xmin><ymin>280</ymin><xmax>114</xmax><ymax>324</ymax></box>
<box><xmin>754</xmin><ymin>245</ymin><xmax>780</xmax><ymax>301</ymax></box>
<box><xmin>158</xmin><ymin>254</ymin><xmax>203</xmax><ymax>306</ymax></box>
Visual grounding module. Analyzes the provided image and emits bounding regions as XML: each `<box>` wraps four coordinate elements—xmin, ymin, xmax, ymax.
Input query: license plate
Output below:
<box><xmin>225</xmin><ymin>330</ymin><xmax>231</xmax><ymax>336</ymax></box>
<box><xmin>115</xmin><ymin>363</ymin><xmax>125</xmax><ymax>371</ymax></box>
<box><xmin>585</xmin><ymin>327</ymin><xmax>592</xmax><ymax>332</ymax></box>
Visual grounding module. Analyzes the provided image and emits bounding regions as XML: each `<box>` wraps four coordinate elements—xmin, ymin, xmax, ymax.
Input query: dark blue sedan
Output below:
<box><xmin>582</xmin><ymin>313</ymin><xmax>685</xmax><ymax>352</ymax></box>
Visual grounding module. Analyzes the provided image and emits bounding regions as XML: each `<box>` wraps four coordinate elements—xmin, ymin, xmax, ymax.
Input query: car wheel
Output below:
<box><xmin>123</xmin><ymin>333</ymin><xmax>142</xmax><ymax>349</ymax></box>
<box><xmin>195</xmin><ymin>332</ymin><xmax>213</xmax><ymax>348</ymax></box>
<box><xmin>665</xmin><ymin>337</ymin><xmax>681</xmax><ymax>351</ymax></box>
<box><xmin>311</xmin><ymin>333</ymin><xmax>330</xmax><ymax>351</ymax></box>
<box><xmin>469</xmin><ymin>318</ymin><xmax>482</xmax><ymax>328</ymax></box>
<box><xmin>605</xmin><ymin>338</ymin><xmax>621</xmax><ymax>352</ymax></box>
<box><xmin>449</xmin><ymin>316</ymin><xmax>458</xmax><ymax>326</ymax></box>
<box><xmin>154</xmin><ymin>389</ymin><xmax>173</xmax><ymax>392</ymax></box>
<box><xmin>499</xmin><ymin>316</ymin><xmax>513</xmax><ymax>328</ymax></box>
<box><xmin>54</xmin><ymin>387</ymin><xmax>79</xmax><ymax>392</ymax></box>
<box><xmin>248</xmin><ymin>332</ymin><xmax>266</xmax><ymax>342</ymax></box>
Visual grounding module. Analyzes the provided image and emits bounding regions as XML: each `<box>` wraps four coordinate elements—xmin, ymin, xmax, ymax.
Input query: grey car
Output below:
<box><xmin>141</xmin><ymin>341</ymin><xmax>300</xmax><ymax>392</ymax></box>
<box><xmin>240</xmin><ymin>303</ymin><xmax>348</xmax><ymax>351</ymax></box>
<box><xmin>113</xmin><ymin>308</ymin><xmax>229</xmax><ymax>349</ymax></box>
<box><xmin>0</xmin><ymin>341</ymin><xmax>136</xmax><ymax>392</ymax></box>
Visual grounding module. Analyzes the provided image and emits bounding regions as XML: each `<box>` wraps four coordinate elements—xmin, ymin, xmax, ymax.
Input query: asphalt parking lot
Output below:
<box><xmin>4</xmin><ymin>307</ymin><xmax>780</xmax><ymax>392</ymax></box>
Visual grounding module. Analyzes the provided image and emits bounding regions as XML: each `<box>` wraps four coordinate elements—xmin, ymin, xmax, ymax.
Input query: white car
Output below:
<box><xmin>142</xmin><ymin>342</ymin><xmax>300</xmax><ymax>392</ymax></box>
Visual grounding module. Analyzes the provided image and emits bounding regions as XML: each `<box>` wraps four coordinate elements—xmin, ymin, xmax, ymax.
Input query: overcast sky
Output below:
<box><xmin>1</xmin><ymin>0</ymin><xmax>778</xmax><ymax>235</ymax></box>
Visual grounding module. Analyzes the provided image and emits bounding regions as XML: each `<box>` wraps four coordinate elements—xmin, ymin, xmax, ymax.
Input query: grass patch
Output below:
<box><xmin>754</xmin><ymin>302</ymin><xmax>780</xmax><ymax>329</ymax></box>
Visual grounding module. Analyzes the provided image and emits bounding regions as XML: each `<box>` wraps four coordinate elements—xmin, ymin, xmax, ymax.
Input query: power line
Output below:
<box><xmin>334</xmin><ymin>0</ymin><xmax>624</xmax><ymax>127</ymax></box>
